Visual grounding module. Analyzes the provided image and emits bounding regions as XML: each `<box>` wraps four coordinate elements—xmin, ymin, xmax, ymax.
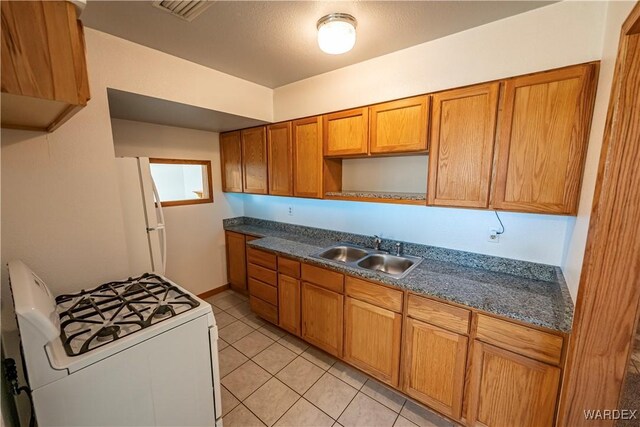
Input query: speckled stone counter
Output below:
<box><xmin>324</xmin><ymin>191</ymin><xmax>427</xmax><ymax>202</ymax></box>
<box><xmin>224</xmin><ymin>217</ymin><xmax>574</xmax><ymax>333</ymax></box>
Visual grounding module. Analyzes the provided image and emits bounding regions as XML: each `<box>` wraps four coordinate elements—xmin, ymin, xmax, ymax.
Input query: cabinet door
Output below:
<box><xmin>225</xmin><ymin>231</ymin><xmax>246</xmax><ymax>292</ymax></box>
<box><xmin>468</xmin><ymin>342</ymin><xmax>560</xmax><ymax>427</ymax></box>
<box><xmin>369</xmin><ymin>96</ymin><xmax>429</xmax><ymax>154</ymax></box>
<box><xmin>492</xmin><ymin>64</ymin><xmax>597</xmax><ymax>214</ymax></box>
<box><xmin>241</xmin><ymin>126</ymin><xmax>268</xmax><ymax>194</ymax></box>
<box><xmin>428</xmin><ymin>84</ymin><xmax>499</xmax><ymax>208</ymax></box>
<box><xmin>344</xmin><ymin>297</ymin><xmax>402</xmax><ymax>387</ymax></box>
<box><xmin>324</xmin><ymin>108</ymin><xmax>369</xmax><ymax>156</ymax></box>
<box><xmin>278</xmin><ymin>274</ymin><xmax>301</xmax><ymax>336</ymax></box>
<box><xmin>220</xmin><ymin>131</ymin><xmax>243</xmax><ymax>192</ymax></box>
<box><xmin>403</xmin><ymin>318</ymin><xmax>468</xmax><ymax>420</ymax></box>
<box><xmin>267</xmin><ymin>122</ymin><xmax>293</xmax><ymax>196</ymax></box>
<box><xmin>301</xmin><ymin>282</ymin><xmax>343</xmax><ymax>356</ymax></box>
<box><xmin>293</xmin><ymin>117</ymin><xmax>323</xmax><ymax>198</ymax></box>
<box><xmin>1</xmin><ymin>1</ymin><xmax>90</xmax><ymax>131</ymax></box>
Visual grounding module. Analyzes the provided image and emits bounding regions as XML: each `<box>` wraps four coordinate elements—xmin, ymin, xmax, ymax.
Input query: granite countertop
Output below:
<box><xmin>224</xmin><ymin>221</ymin><xmax>573</xmax><ymax>333</ymax></box>
<box><xmin>325</xmin><ymin>191</ymin><xmax>427</xmax><ymax>201</ymax></box>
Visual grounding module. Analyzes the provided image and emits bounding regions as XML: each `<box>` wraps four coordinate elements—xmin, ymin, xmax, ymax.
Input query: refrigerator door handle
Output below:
<box><xmin>150</xmin><ymin>178</ymin><xmax>167</xmax><ymax>275</ymax></box>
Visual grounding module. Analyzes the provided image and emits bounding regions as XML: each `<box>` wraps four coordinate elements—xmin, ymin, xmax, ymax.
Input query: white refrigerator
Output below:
<box><xmin>116</xmin><ymin>157</ymin><xmax>167</xmax><ymax>276</ymax></box>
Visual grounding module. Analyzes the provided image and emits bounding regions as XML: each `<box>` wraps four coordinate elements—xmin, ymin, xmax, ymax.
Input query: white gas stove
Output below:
<box><xmin>8</xmin><ymin>260</ymin><xmax>222</xmax><ymax>427</ymax></box>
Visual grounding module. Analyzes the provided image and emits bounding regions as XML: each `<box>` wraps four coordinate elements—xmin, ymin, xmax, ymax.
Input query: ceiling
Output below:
<box><xmin>83</xmin><ymin>1</ymin><xmax>555</xmax><ymax>88</ymax></box>
<box><xmin>107</xmin><ymin>89</ymin><xmax>268</xmax><ymax>132</ymax></box>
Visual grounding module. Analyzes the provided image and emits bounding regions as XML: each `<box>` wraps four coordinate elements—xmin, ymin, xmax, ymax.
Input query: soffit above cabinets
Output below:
<box><xmin>106</xmin><ymin>88</ymin><xmax>268</xmax><ymax>132</ymax></box>
<box><xmin>82</xmin><ymin>1</ymin><xmax>555</xmax><ymax>88</ymax></box>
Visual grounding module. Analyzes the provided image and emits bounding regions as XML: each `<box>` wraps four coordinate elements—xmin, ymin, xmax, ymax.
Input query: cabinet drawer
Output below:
<box><xmin>247</xmin><ymin>263</ymin><xmax>277</xmax><ymax>286</ymax></box>
<box><xmin>301</xmin><ymin>264</ymin><xmax>344</xmax><ymax>293</ymax></box>
<box><xmin>345</xmin><ymin>276</ymin><xmax>403</xmax><ymax>313</ymax></box>
<box><xmin>248</xmin><ymin>278</ymin><xmax>277</xmax><ymax>305</ymax></box>
<box><xmin>475</xmin><ymin>315</ymin><xmax>563</xmax><ymax>365</ymax></box>
<box><xmin>250</xmin><ymin>296</ymin><xmax>278</xmax><ymax>324</ymax></box>
<box><xmin>407</xmin><ymin>294</ymin><xmax>470</xmax><ymax>335</ymax></box>
<box><xmin>247</xmin><ymin>247</ymin><xmax>277</xmax><ymax>269</ymax></box>
<box><xmin>278</xmin><ymin>257</ymin><xmax>300</xmax><ymax>278</ymax></box>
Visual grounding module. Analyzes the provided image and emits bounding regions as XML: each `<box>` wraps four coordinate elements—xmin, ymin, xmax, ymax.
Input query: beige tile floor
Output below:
<box><xmin>207</xmin><ymin>290</ymin><xmax>455</xmax><ymax>427</ymax></box>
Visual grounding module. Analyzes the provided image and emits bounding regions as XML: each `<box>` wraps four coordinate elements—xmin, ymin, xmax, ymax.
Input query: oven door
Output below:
<box><xmin>209</xmin><ymin>324</ymin><xmax>223</xmax><ymax>425</ymax></box>
<box><xmin>32</xmin><ymin>315</ymin><xmax>216</xmax><ymax>426</ymax></box>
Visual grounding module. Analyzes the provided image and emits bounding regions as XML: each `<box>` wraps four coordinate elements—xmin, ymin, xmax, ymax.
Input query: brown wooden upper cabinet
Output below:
<box><xmin>369</xmin><ymin>95</ymin><xmax>430</xmax><ymax>154</ymax></box>
<box><xmin>241</xmin><ymin>126</ymin><xmax>268</xmax><ymax>194</ymax></box>
<box><xmin>324</xmin><ymin>108</ymin><xmax>369</xmax><ymax>156</ymax></box>
<box><xmin>267</xmin><ymin>122</ymin><xmax>293</xmax><ymax>196</ymax></box>
<box><xmin>1</xmin><ymin>0</ymin><xmax>90</xmax><ymax>132</ymax></box>
<box><xmin>220</xmin><ymin>63</ymin><xmax>598</xmax><ymax>215</ymax></box>
<box><xmin>428</xmin><ymin>83</ymin><xmax>499</xmax><ymax>208</ymax></box>
<box><xmin>491</xmin><ymin>63</ymin><xmax>598</xmax><ymax>215</ymax></box>
<box><xmin>293</xmin><ymin>117</ymin><xmax>324</xmax><ymax>198</ymax></box>
<box><xmin>220</xmin><ymin>131</ymin><xmax>243</xmax><ymax>192</ymax></box>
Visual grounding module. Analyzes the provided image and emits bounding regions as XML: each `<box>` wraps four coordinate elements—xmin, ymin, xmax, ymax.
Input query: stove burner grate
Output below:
<box><xmin>153</xmin><ymin>305</ymin><xmax>173</xmax><ymax>319</ymax></box>
<box><xmin>96</xmin><ymin>325</ymin><xmax>120</xmax><ymax>342</ymax></box>
<box><xmin>56</xmin><ymin>273</ymin><xmax>199</xmax><ymax>357</ymax></box>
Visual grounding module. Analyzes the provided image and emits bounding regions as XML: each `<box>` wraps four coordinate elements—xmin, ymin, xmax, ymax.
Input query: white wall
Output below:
<box><xmin>273</xmin><ymin>1</ymin><xmax>606</xmax><ymax>121</ymax></box>
<box><xmin>1</xmin><ymin>28</ymin><xmax>269</xmax><ymax>297</ymax></box>
<box><xmin>111</xmin><ymin>118</ymin><xmax>243</xmax><ymax>295</ymax></box>
<box><xmin>244</xmin><ymin>195</ymin><xmax>571</xmax><ymax>265</ymax></box>
<box><xmin>341</xmin><ymin>156</ymin><xmax>428</xmax><ymax>193</ymax></box>
<box><xmin>241</xmin><ymin>1</ymin><xmax>609</xmax><ymax>271</ymax></box>
<box><xmin>1</xmin><ymin>29</ymin><xmax>267</xmax><ymax>424</ymax></box>
<box><xmin>561</xmin><ymin>0</ymin><xmax>637</xmax><ymax>300</ymax></box>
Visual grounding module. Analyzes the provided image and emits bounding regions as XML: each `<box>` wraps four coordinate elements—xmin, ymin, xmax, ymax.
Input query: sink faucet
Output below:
<box><xmin>395</xmin><ymin>242</ymin><xmax>402</xmax><ymax>256</ymax></box>
<box><xmin>373</xmin><ymin>235</ymin><xmax>382</xmax><ymax>251</ymax></box>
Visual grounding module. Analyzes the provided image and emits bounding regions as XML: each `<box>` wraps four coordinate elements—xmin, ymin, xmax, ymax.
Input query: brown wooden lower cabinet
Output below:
<box><xmin>403</xmin><ymin>317</ymin><xmax>468</xmax><ymax>420</ymax></box>
<box><xmin>278</xmin><ymin>274</ymin><xmax>301</xmax><ymax>336</ymax></box>
<box><xmin>226</xmin><ymin>243</ymin><xmax>566</xmax><ymax>426</ymax></box>
<box><xmin>249</xmin><ymin>295</ymin><xmax>278</xmax><ymax>324</ymax></box>
<box><xmin>467</xmin><ymin>342</ymin><xmax>561</xmax><ymax>427</ymax></box>
<box><xmin>246</xmin><ymin>246</ymin><xmax>279</xmax><ymax>323</ymax></box>
<box><xmin>344</xmin><ymin>296</ymin><xmax>402</xmax><ymax>387</ymax></box>
<box><xmin>301</xmin><ymin>281</ymin><xmax>343</xmax><ymax>357</ymax></box>
<box><xmin>248</xmin><ymin>278</ymin><xmax>277</xmax><ymax>305</ymax></box>
<box><xmin>225</xmin><ymin>231</ymin><xmax>246</xmax><ymax>292</ymax></box>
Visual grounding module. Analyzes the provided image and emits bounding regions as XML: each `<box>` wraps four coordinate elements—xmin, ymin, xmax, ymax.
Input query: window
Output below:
<box><xmin>149</xmin><ymin>158</ymin><xmax>213</xmax><ymax>207</ymax></box>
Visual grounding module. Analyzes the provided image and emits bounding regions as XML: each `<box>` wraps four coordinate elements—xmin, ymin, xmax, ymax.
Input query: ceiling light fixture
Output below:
<box><xmin>317</xmin><ymin>13</ymin><xmax>357</xmax><ymax>55</ymax></box>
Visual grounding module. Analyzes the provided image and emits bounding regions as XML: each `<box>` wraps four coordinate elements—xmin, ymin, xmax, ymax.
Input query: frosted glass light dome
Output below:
<box><xmin>317</xmin><ymin>13</ymin><xmax>357</xmax><ymax>55</ymax></box>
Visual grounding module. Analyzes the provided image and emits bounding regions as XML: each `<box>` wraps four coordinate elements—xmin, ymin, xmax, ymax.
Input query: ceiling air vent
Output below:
<box><xmin>152</xmin><ymin>1</ymin><xmax>214</xmax><ymax>22</ymax></box>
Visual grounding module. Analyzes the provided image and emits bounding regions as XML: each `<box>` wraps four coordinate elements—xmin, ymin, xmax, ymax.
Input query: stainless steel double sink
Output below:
<box><xmin>313</xmin><ymin>243</ymin><xmax>422</xmax><ymax>279</ymax></box>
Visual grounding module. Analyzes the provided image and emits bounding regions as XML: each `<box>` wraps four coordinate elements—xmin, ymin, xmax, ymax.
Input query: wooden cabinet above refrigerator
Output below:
<box><xmin>1</xmin><ymin>1</ymin><xmax>91</xmax><ymax>132</ymax></box>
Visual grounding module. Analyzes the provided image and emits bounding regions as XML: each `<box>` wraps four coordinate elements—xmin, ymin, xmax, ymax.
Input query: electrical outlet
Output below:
<box><xmin>488</xmin><ymin>228</ymin><xmax>500</xmax><ymax>243</ymax></box>
<box><xmin>288</xmin><ymin>206</ymin><xmax>293</xmax><ymax>216</ymax></box>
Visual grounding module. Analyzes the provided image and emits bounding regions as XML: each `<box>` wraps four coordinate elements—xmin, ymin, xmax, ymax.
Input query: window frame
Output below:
<box><xmin>149</xmin><ymin>158</ymin><xmax>214</xmax><ymax>207</ymax></box>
